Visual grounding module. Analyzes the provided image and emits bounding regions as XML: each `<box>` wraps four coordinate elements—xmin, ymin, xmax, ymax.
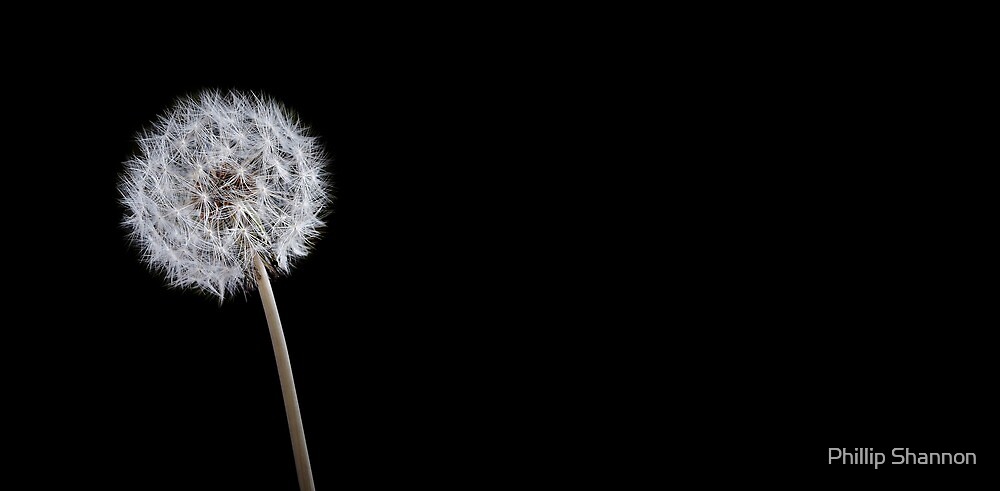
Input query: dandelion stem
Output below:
<box><xmin>254</xmin><ymin>255</ymin><xmax>315</xmax><ymax>491</ymax></box>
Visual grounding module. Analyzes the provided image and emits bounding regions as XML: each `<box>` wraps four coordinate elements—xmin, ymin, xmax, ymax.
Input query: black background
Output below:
<box><xmin>710</xmin><ymin>24</ymin><xmax>994</xmax><ymax>484</ymax></box>
<box><xmin>3</xmin><ymin>12</ymin><xmax>994</xmax><ymax>488</ymax></box>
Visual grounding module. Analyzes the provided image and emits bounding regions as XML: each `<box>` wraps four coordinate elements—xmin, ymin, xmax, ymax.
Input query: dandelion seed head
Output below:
<box><xmin>120</xmin><ymin>90</ymin><xmax>331</xmax><ymax>301</ymax></box>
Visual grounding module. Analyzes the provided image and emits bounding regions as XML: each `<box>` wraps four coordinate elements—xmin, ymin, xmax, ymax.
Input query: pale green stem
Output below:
<box><xmin>254</xmin><ymin>255</ymin><xmax>315</xmax><ymax>491</ymax></box>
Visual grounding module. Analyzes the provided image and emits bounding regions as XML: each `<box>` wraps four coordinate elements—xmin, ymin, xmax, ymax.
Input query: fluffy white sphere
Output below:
<box><xmin>120</xmin><ymin>90</ymin><xmax>331</xmax><ymax>300</ymax></box>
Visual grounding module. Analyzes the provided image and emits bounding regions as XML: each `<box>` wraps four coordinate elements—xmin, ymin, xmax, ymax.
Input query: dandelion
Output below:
<box><xmin>121</xmin><ymin>90</ymin><xmax>329</xmax><ymax>300</ymax></box>
<box><xmin>120</xmin><ymin>89</ymin><xmax>329</xmax><ymax>491</ymax></box>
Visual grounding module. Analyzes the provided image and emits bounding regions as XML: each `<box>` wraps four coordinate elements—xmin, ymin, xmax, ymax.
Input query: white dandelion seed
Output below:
<box><xmin>120</xmin><ymin>89</ymin><xmax>329</xmax><ymax>491</ymax></box>
<box><xmin>120</xmin><ymin>89</ymin><xmax>330</xmax><ymax>301</ymax></box>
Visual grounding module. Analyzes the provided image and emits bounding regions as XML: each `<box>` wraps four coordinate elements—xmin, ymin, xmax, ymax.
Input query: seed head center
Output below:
<box><xmin>194</xmin><ymin>161</ymin><xmax>260</xmax><ymax>224</ymax></box>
